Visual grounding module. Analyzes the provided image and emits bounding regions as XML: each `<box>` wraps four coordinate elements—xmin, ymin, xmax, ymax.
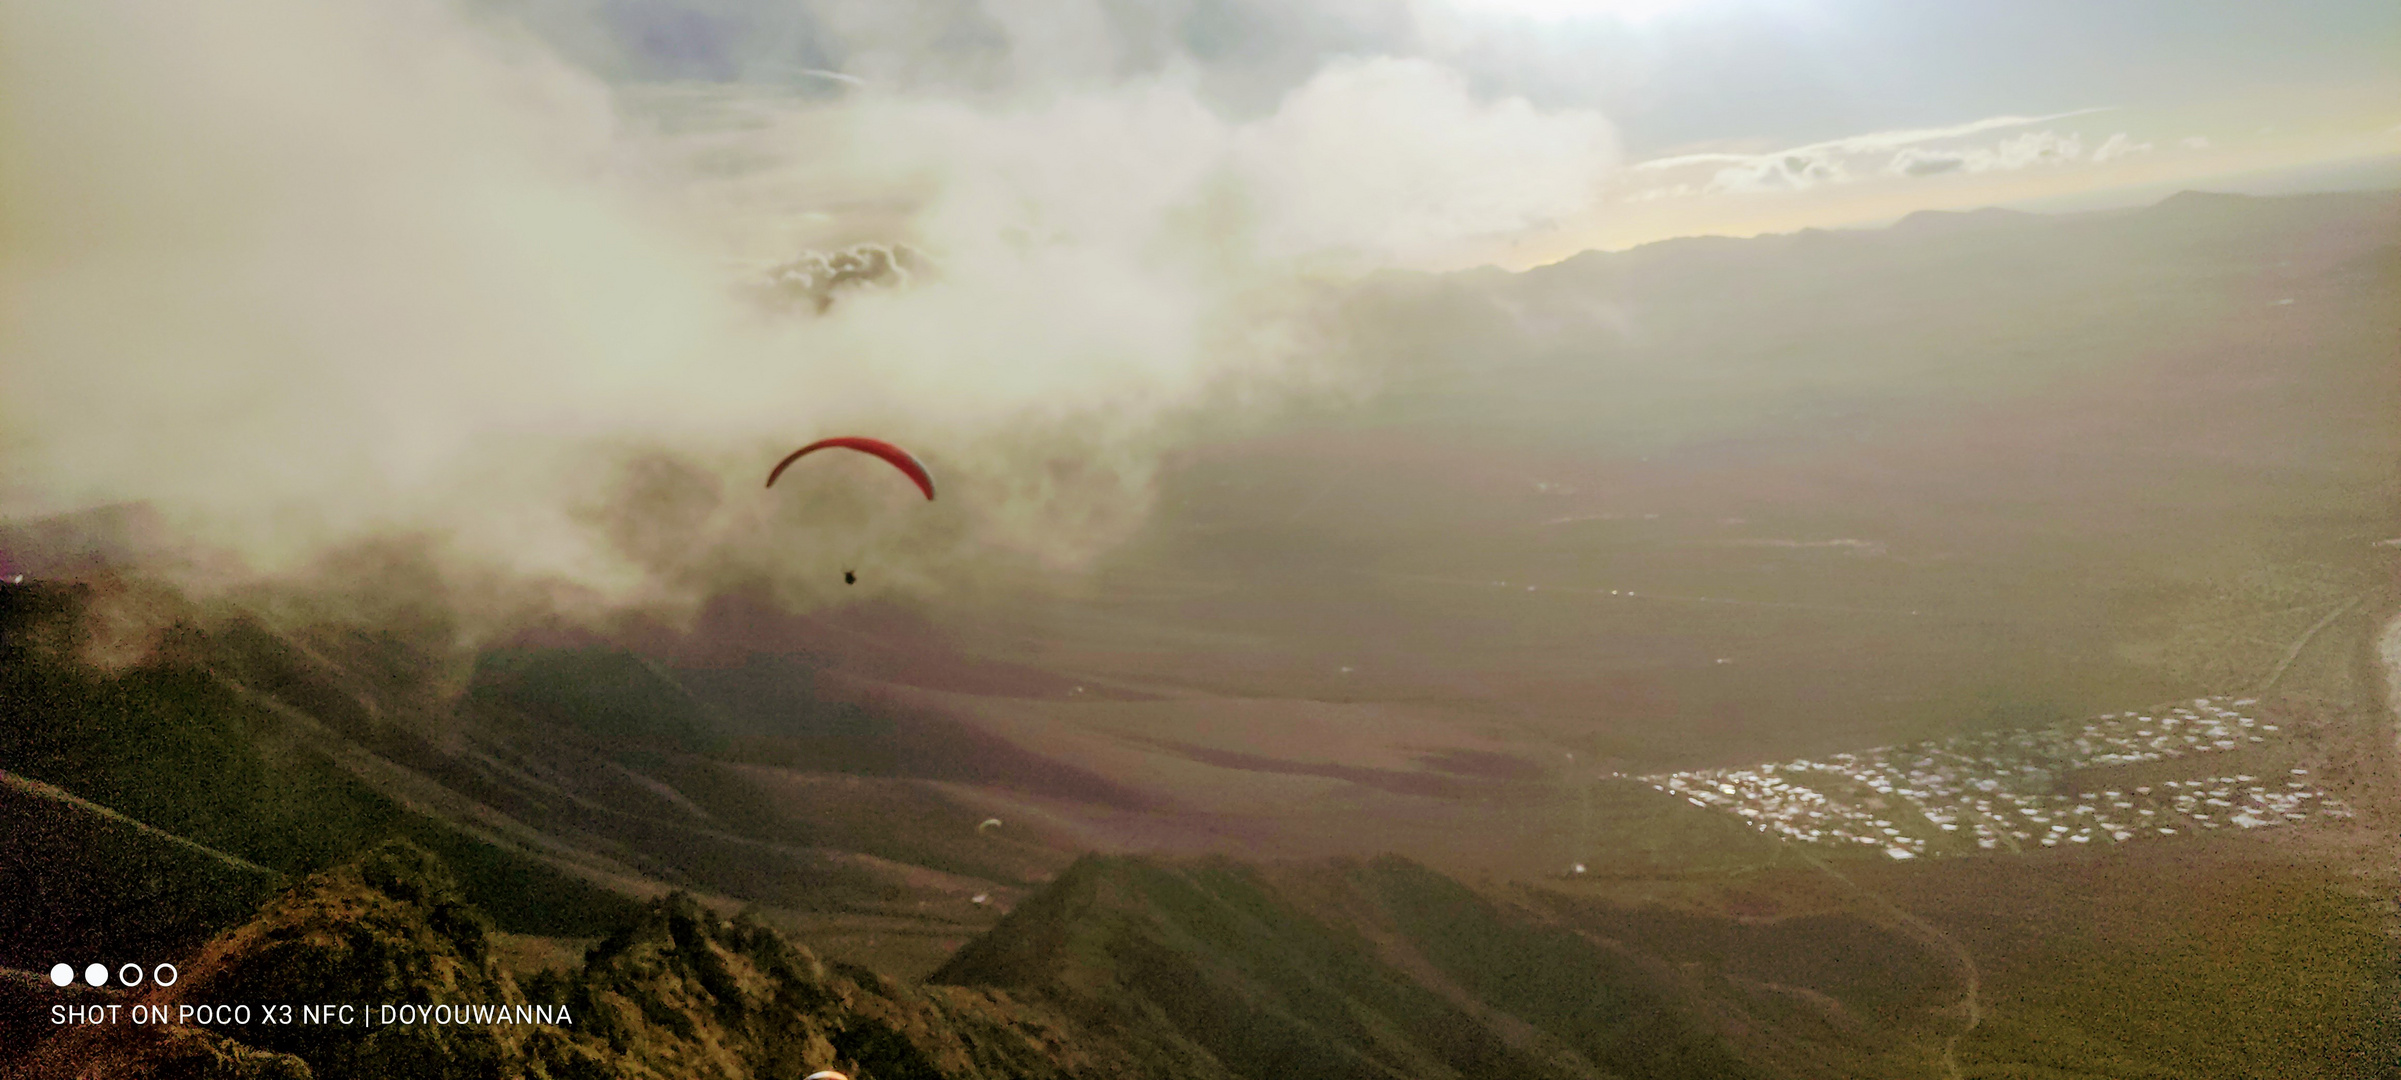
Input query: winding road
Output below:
<box><xmin>2258</xmin><ymin>593</ymin><xmax>2369</xmax><ymax>693</ymax></box>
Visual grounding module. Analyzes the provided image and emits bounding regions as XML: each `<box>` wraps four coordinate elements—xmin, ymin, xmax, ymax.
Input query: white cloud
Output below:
<box><xmin>1702</xmin><ymin>149</ymin><xmax>1849</xmax><ymax>193</ymax></box>
<box><xmin>1625</xmin><ymin>109</ymin><xmax>2117</xmax><ymax>199</ymax></box>
<box><xmin>1231</xmin><ymin>58</ymin><xmax>1617</xmax><ymax>257</ymax></box>
<box><xmin>2181</xmin><ymin>135</ymin><xmax>2213</xmax><ymax>150</ymax></box>
<box><xmin>1884</xmin><ymin>130</ymin><xmax>2083</xmax><ymax>178</ymax></box>
<box><xmin>1634</xmin><ymin>107</ymin><xmax>2112</xmax><ymax>172</ymax></box>
<box><xmin>2091</xmin><ymin>132</ymin><xmax>2152</xmax><ymax>162</ymax></box>
<box><xmin>1989</xmin><ymin>130</ymin><xmax>2085</xmax><ymax>168</ymax></box>
<box><xmin>0</xmin><ymin>0</ymin><xmax>1623</xmax><ymax>621</ymax></box>
<box><xmin>1887</xmin><ymin>148</ymin><xmax>1968</xmax><ymax>177</ymax></box>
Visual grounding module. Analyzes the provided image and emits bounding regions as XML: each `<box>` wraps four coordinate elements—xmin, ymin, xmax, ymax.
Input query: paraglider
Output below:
<box><xmin>768</xmin><ymin>437</ymin><xmax>935</xmax><ymax>585</ymax></box>
<box><xmin>977</xmin><ymin>818</ymin><xmax>1003</xmax><ymax>833</ymax></box>
<box><xmin>767</xmin><ymin>437</ymin><xmax>935</xmax><ymax>500</ymax></box>
<box><xmin>805</xmin><ymin>1072</ymin><xmax>851</xmax><ymax>1080</ymax></box>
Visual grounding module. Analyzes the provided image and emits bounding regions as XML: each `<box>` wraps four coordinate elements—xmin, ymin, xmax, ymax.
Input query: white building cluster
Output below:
<box><xmin>1640</xmin><ymin>697</ymin><xmax>2355</xmax><ymax>860</ymax></box>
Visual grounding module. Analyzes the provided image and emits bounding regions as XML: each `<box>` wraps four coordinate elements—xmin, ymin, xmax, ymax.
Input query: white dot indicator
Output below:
<box><xmin>84</xmin><ymin>963</ymin><xmax>108</xmax><ymax>987</ymax></box>
<box><xmin>49</xmin><ymin>964</ymin><xmax>73</xmax><ymax>987</ymax></box>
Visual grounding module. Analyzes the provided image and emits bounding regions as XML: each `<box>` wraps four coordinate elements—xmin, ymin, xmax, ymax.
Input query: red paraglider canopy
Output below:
<box><xmin>766</xmin><ymin>437</ymin><xmax>936</xmax><ymax>500</ymax></box>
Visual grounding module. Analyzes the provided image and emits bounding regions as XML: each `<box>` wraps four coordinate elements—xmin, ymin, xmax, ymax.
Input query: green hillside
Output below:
<box><xmin>0</xmin><ymin>580</ymin><xmax>641</xmax><ymax>939</ymax></box>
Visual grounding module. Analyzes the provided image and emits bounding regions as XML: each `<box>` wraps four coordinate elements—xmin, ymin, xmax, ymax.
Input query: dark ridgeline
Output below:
<box><xmin>7</xmin><ymin>839</ymin><xmax>1954</xmax><ymax>1079</ymax></box>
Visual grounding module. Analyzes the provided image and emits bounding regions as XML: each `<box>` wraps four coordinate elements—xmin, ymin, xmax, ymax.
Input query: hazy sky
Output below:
<box><xmin>503</xmin><ymin>0</ymin><xmax>2401</xmax><ymax>262</ymax></box>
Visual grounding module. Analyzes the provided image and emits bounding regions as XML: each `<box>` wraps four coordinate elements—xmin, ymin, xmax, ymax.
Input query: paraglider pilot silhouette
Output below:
<box><xmin>767</xmin><ymin>437</ymin><xmax>935</xmax><ymax>586</ymax></box>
